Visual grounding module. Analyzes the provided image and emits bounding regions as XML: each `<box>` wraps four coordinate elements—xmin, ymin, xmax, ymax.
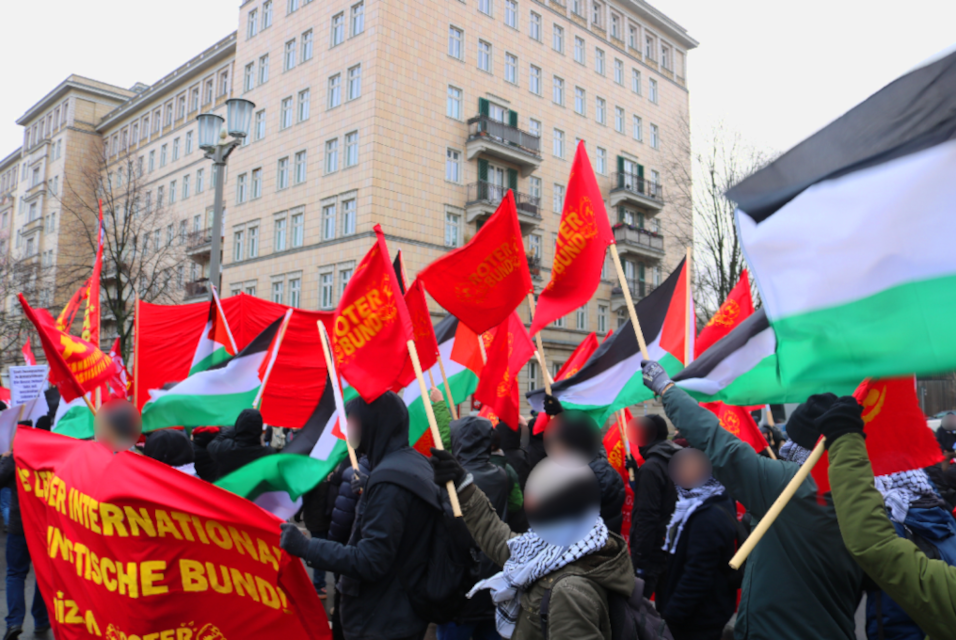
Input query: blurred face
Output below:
<box><xmin>943</xmin><ymin>414</ymin><xmax>956</xmax><ymax>431</ymax></box>
<box><xmin>94</xmin><ymin>403</ymin><xmax>142</xmax><ymax>454</ymax></box>
<box><xmin>669</xmin><ymin>448</ymin><xmax>713</xmax><ymax>490</ymax></box>
<box><xmin>628</xmin><ymin>418</ymin><xmax>654</xmax><ymax>447</ymax></box>
<box><xmin>346</xmin><ymin>414</ymin><xmax>362</xmax><ymax>449</ymax></box>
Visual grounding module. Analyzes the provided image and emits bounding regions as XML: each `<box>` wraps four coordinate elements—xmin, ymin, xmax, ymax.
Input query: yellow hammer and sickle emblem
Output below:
<box><xmin>861</xmin><ymin>386</ymin><xmax>887</xmax><ymax>424</ymax></box>
<box><xmin>60</xmin><ymin>335</ymin><xmax>88</xmax><ymax>359</ymax></box>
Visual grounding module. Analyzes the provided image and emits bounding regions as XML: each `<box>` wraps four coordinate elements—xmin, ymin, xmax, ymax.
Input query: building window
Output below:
<box><xmin>234</xmin><ymin>230</ymin><xmax>245</xmax><ymax>261</ymax></box>
<box><xmin>280</xmin><ymin>97</ymin><xmax>293</xmax><ymax>129</ymax></box>
<box><xmin>204</xmin><ymin>79</ymin><xmax>214</xmax><ymax>104</ymax></box>
<box><xmin>633</xmin><ymin>115</ymin><xmax>643</xmax><ymax>141</ymax></box>
<box><xmin>505</xmin><ymin>0</ymin><xmax>517</xmax><ymax>28</ymax></box>
<box><xmin>248</xmin><ymin>226</ymin><xmax>259</xmax><ymax>258</ymax></box>
<box><xmin>245</xmin><ymin>282</ymin><xmax>257</xmax><ymax>296</ymax></box>
<box><xmin>448</xmin><ymin>26</ymin><xmax>463</xmax><ymax>59</ymax></box>
<box><xmin>218</xmin><ymin>70</ymin><xmax>229</xmax><ymax>96</ymax></box>
<box><xmin>284</xmin><ymin>40</ymin><xmax>297</xmax><ymax>71</ymax></box>
<box><xmin>504</xmin><ymin>53</ymin><xmax>518</xmax><ymax>84</ymax></box>
<box><xmin>322</xmin><ymin>204</ymin><xmax>336</xmax><ymax>240</ymax></box>
<box><xmin>345</xmin><ymin>131</ymin><xmax>359</xmax><ymax>167</ymax></box>
<box><xmin>301</xmin><ymin>30</ymin><xmax>314</xmax><ymax>61</ymax></box>
<box><xmin>528</xmin><ymin>361</ymin><xmax>538</xmax><ymax>392</ymax></box>
<box><xmin>596</xmin><ymin>147</ymin><xmax>607</xmax><ymax>174</ymax></box>
<box><xmin>182</xmin><ymin>174</ymin><xmax>191</xmax><ymax>199</ymax></box>
<box><xmin>554</xmin><ymin>315</ymin><xmax>566</xmax><ymax>328</ymax></box>
<box><xmin>289</xmin><ymin>277</ymin><xmax>301</xmax><ymax>307</ymax></box>
<box><xmin>597</xmin><ymin>304</ymin><xmax>608</xmax><ymax>333</ymax></box>
<box><xmin>277</xmin><ymin>157</ymin><xmax>290</xmax><ymax>189</ymax></box>
<box><xmin>552</xmin><ymin>25</ymin><xmax>564</xmax><ymax>53</ymax></box>
<box><xmin>530</xmin><ymin>12</ymin><xmax>541</xmax><ymax>41</ymax></box>
<box><xmin>320</xmin><ymin>273</ymin><xmax>334</xmax><ymax>309</ymax></box>
<box><xmin>628</xmin><ymin>24</ymin><xmax>637</xmax><ymax>48</ymax></box>
<box><xmin>251</xmin><ymin>168</ymin><xmax>261</xmax><ymax>198</ymax></box>
<box><xmin>351</xmin><ymin>2</ymin><xmax>365</xmax><ymax>35</ymax></box>
<box><xmin>650</xmin><ymin>124</ymin><xmax>660</xmax><ymax>149</ymax></box>
<box><xmin>298</xmin><ymin>89</ymin><xmax>311</xmax><ymax>122</ymax></box>
<box><xmin>661</xmin><ymin>45</ymin><xmax>670</xmax><ymax>70</ymax></box>
<box><xmin>294</xmin><ymin>150</ymin><xmax>308</xmax><ymax>184</ymax></box>
<box><xmin>256</xmin><ymin>55</ymin><xmax>269</xmax><ymax>86</ymax></box>
<box><xmin>576</xmin><ymin>305</ymin><xmax>587</xmax><ymax>330</ymax></box>
<box><xmin>574</xmin><ymin>37</ymin><xmax>585</xmax><ymax>64</ymax></box>
<box><xmin>614</xmin><ymin>59</ymin><xmax>624</xmax><ymax>84</ymax></box>
<box><xmin>445</xmin><ymin>148</ymin><xmax>461</xmax><ymax>182</ymax></box>
<box><xmin>255</xmin><ymin>110</ymin><xmax>266</xmax><ymax>140</ymax></box>
<box><xmin>247</xmin><ymin>8</ymin><xmax>259</xmax><ymax>38</ymax></box>
<box><xmin>529</xmin><ymin>118</ymin><xmax>541</xmax><ymax>137</ymax></box>
<box><xmin>649</xmin><ymin>78</ymin><xmax>658</xmax><ymax>103</ymax></box>
<box><xmin>615</xmin><ymin>107</ymin><xmax>625</xmax><ymax>133</ymax></box>
<box><xmin>447</xmin><ymin>86</ymin><xmax>462</xmax><ymax>119</ymax></box>
<box><xmin>596</xmin><ymin>97</ymin><xmax>606</xmax><ymax>125</ymax></box>
<box><xmin>169</xmin><ymin>180</ymin><xmax>177</xmax><ymax>203</ymax></box>
<box><xmin>574</xmin><ymin>87</ymin><xmax>586</xmax><ymax>115</ymax></box>
<box><xmin>342</xmin><ymin>198</ymin><xmax>356</xmax><ymax>234</ymax></box>
<box><xmin>172</xmin><ymin>138</ymin><xmax>180</xmax><ymax>160</ymax></box>
<box><xmin>331</xmin><ymin>13</ymin><xmax>345</xmax><ymax>46</ymax></box>
<box><xmin>478</xmin><ymin>0</ymin><xmax>492</xmax><ymax>15</ymax></box>
<box><xmin>236</xmin><ymin>174</ymin><xmax>247</xmax><ymax>203</ymax></box>
<box><xmin>275</xmin><ymin>218</ymin><xmax>287</xmax><ymax>251</ymax></box>
<box><xmin>347</xmin><ymin>65</ymin><xmax>362</xmax><ymax>100</ymax></box>
<box><xmin>478</xmin><ymin>41</ymin><xmax>492</xmax><ymax>72</ymax></box>
<box><xmin>339</xmin><ymin>268</ymin><xmax>353</xmax><ymax>297</ymax></box>
<box><xmin>632</xmin><ymin>69</ymin><xmax>642</xmax><ymax>94</ymax></box>
<box><xmin>595</xmin><ymin>48</ymin><xmax>605</xmax><ymax>75</ymax></box>
<box><xmin>272</xmin><ymin>281</ymin><xmax>284</xmax><ymax>304</ymax></box>
<box><xmin>553</xmin><ymin>183</ymin><xmax>565</xmax><ymax>213</ymax></box>
<box><xmin>553</xmin><ymin>129</ymin><xmax>564</xmax><ymax>157</ymax></box>
<box><xmin>292</xmin><ymin>211</ymin><xmax>304</xmax><ymax>247</ymax></box>
<box><xmin>328</xmin><ymin>74</ymin><xmax>342</xmax><ymax>108</ymax></box>
<box><xmin>243</xmin><ymin>63</ymin><xmax>255</xmax><ymax>92</ymax></box>
<box><xmin>529</xmin><ymin>66</ymin><xmax>541</xmax><ymax>95</ymax></box>
<box><xmin>552</xmin><ymin>76</ymin><xmax>564</xmax><ymax>105</ymax></box>
<box><xmin>529</xmin><ymin>176</ymin><xmax>541</xmax><ymax>200</ymax></box>
<box><xmin>445</xmin><ymin>209</ymin><xmax>461</xmax><ymax>247</ymax></box>
<box><xmin>262</xmin><ymin>0</ymin><xmax>273</xmax><ymax>27</ymax></box>
<box><xmin>289</xmin><ymin>0</ymin><xmax>300</xmax><ymax>13</ymax></box>
<box><xmin>326</xmin><ymin>139</ymin><xmax>339</xmax><ymax>173</ymax></box>
<box><xmin>528</xmin><ymin>233</ymin><xmax>541</xmax><ymax>259</ymax></box>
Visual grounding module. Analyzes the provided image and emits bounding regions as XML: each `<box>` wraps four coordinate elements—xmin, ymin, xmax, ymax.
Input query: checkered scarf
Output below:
<box><xmin>663</xmin><ymin>477</ymin><xmax>726</xmax><ymax>553</ymax></box>
<box><xmin>466</xmin><ymin>516</ymin><xmax>608</xmax><ymax>638</ymax></box>
<box><xmin>874</xmin><ymin>469</ymin><xmax>940</xmax><ymax>523</ymax></box>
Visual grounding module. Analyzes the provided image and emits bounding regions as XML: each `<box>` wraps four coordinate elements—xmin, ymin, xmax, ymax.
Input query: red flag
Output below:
<box><xmin>81</xmin><ymin>199</ymin><xmax>105</xmax><ymax>346</ymax></box>
<box><xmin>702</xmin><ymin>401</ymin><xmax>769</xmax><ymax>454</ymax></box>
<box><xmin>473</xmin><ymin>312</ymin><xmax>535</xmax><ymax>429</ymax></box>
<box><xmin>811</xmin><ymin>377</ymin><xmax>944</xmax><ymax>493</ymax></box>
<box><xmin>658</xmin><ymin>258</ymin><xmax>695</xmax><ymax>366</ymax></box>
<box><xmin>332</xmin><ymin>225</ymin><xmax>414</xmax><ymax>402</ymax></box>
<box><xmin>450</xmin><ymin>322</ymin><xmax>494</xmax><ymax>376</ymax></box>
<box><xmin>18</xmin><ymin>294</ymin><xmax>119</xmax><ymax>402</ymax></box>
<box><xmin>555</xmin><ymin>332</ymin><xmax>599</xmax><ymax>382</ymax></box>
<box><xmin>603</xmin><ymin>420</ymin><xmax>635</xmax><ymax>548</ymax></box>
<box><xmin>108</xmin><ymin>337</ymin><xmax>130</xmax><ymax>399</ymax></box>
<box><xmin>22</xmin><ymin>339</ymin><xmax>36</xmax><ymax>366</ymax></box>
<box><xmin>393</xmin><ymin>278</ymin><xmax>441</xmax><ymax>390</ymax></box>
<box><xmin>55</xmin><ymin>278</ymin><xmax>90</xmax><ymax>333</ymax></box>
<box><xmin>419</xmin><ymin>191</ymin><xmax>532</xmax><ymax>334</ymax></box>
<box><xmin>696</xmin><ymin>270</ymin><xmax>754</xmax><ymax>357</ymax></box>
<box><xmin>530</xmin><ymin>142</ymin><xmax>613</xmax><ymax>335</ymax></box>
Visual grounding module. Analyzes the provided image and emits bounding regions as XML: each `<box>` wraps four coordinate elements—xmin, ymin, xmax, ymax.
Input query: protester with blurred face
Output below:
<box><xmin>94</xmin><ymin>399</ymin><xmax>142</xmax><ymax>454</ymax></box>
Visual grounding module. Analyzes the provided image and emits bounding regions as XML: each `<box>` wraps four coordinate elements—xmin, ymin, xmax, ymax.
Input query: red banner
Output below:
<box><xmin>81</xmin><ymin>200</ymin><xmax>105</xmax><ymax>346</ymax></box>
<box><xmin>56</xmin><ymin>279</ymin><xmax>90</xmax><ymax>334</ymax></box>
<box><xmin>701</xmin><ymin>401</ymin><xmax>769</xmax><ymax>454</ymax></box>
<box><xmin>419</xmin><ymin>191</ymin><xmax>531</xmax><ymax>334</ymax></box>
<box><xmin>602</xmin><ymin>421</ymin><xmax>634</xmax><ymax>549</ymax></box>
<box><xmin>530</xmin><ymin>143</ymin><xmax>613</xmax><ymax>336</ymax></box>
<box><xmin>14</xmin><ymin>427</ymin><xmax>328</xmax><ymax>639</ymax></box>
<box><xmin>696</xmin><ymin>270</ymin><xmax>754</xmax><ymax>357</ymax></box>
<box><xmin>555</xmin><ymin>332</ymin><xmax>599</xmax><ymax>382</ymax></box>
<box><xmin>473</xmin><ymin>312</ymin><xmax>535</xmax><ymax>429</ymax></box>
<box><xmin>393</xmin><ymin>279</ymin><xmax>440</xmax><ymax>391</ymax></box>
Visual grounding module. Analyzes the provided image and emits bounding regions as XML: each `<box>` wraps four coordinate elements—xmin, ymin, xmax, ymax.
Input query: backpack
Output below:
<box><xmin>715</xmin><ymin>502</ymin><xmax>750</xmax><ymax>590</ymax></box>
<box><xmin>541</xmin><ymin>574</ymin><xmax>674</xmax><ymax>640</ymax></box>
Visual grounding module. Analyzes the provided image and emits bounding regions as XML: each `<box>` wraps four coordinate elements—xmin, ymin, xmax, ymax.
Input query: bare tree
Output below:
<box><xmin>55</xmin><ymin>143</ymin><xmax>188</xmax><ymax>361</ymax></box>
<box><xmin>663</xmin><ymin>119</ymin><xmax>775</xmax><ymax>322</ymax></box>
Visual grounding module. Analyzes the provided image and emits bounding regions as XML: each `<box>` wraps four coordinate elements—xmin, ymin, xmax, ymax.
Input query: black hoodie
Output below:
<box><xmin>630</xmin><ymin>433</ymin><xmax>682</xmax><ymax>589</ymax></box>
<box><xmin>495</xmin><ymin>422</ymin><xmax>531</xmax><ymax>490</ymax></box>
<box><xmin>207</xmin><ymin>409</ymin><xmax>274</xmax><ymax>478</ymax></box>
<box><xmin>144</xmin><ymin>429</ymin><xmax>195</xmax><ymax>467</ymax></box>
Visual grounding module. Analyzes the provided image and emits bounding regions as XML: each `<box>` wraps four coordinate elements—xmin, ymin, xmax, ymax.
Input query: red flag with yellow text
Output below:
<box><xmin>695</xmin><ymin>270</ymin><xmax>754</xmax><ymax>357</ymax></box>
<box><xmin>55</xmin><ymin>278</ymin><xmax>89</xmax><ymax>333</ymax></box>
<box><xmin>19</xmin><ymin>294</ymin><xmax>119</xmax><ymax>403</ymax></box>
<box><xmin>811</xmin><ymin>377</ymin><xmax>943</xmax><ymax>493</ymax></box>
<box><xmin>603</xmin><ymin>421</ymin><xmax>634</xmax><ymax>547</ymax></box>
<box><xmin>419</xmin><ymin>191</ymin><xmax>531</xmax><ymax>334</ymax></box>
<box><xmin>393</xmin><ymin>278</ymin><xmax>440</xmax><ymax>391</ymax></box>
<box><xmin>81</xmin><ymin>199</ymin><xmax>105</xmax><ymax>346</ymax></box>
<box><xmin>473</xmin><ymin>312</ymin><xmax>535</xmax><ymax>429</ymax></box>
<box><xmin>331</xmin><ymin>225</ymin><xmax>414</xmax><ymax>402</ymax></box>
<box><xmin>701</xmin><ymin>401</ymin><xmax>769</xmax><ymax>454</ymax></box>
<box><xmin>555</xmin><ymin>332</ymin><xmax>599</xmax><ymax>382</ymax></box>
<box><xmin>14</xmin><ymin>427</ymin><xmax>329</xmax><ymax>640</ymax></box>
<box><xmin>530</xmin><ymin>142</ymin><xmax>613</xmax><ymax>335</ymax></box>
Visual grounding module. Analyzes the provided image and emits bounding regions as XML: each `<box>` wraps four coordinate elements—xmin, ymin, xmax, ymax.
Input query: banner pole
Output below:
<box><xmin>252</xmin><ymin>310</ymin><xmax>293</xmax><ymax>410</ymax></box>
<box><xmin>728</xmin><ymin>437</ymin><xmax>826</xmax><ymax>569</ymax></box>
<box><xmin>526</xmin><ymin>293</ymin><xmax>552</xmax><ymax>395</ymax></box>
<box><xmin>427</xmin><ymin>369</ymin><xmax>437</xmax><ymax>388</ymax></box>
<box><xmin>685</xmin><ymin>246</ymin><xmax>693</xmax><ymax>366</ymax></box>
<box><xmin>477</xmin><ymin>332</ymin><xmax>488</xmax><ymax>365</ymax></box>
<box><xmin>408</xmin><ymin>338</ymin><xmax>462</xmax><ymax>517</ymax></box>
<box><xmin>764</xmin><ymin>405</ymin><xmax>779</xmax><ymax>459</ymax></box>
<box><xmin>617</xmin><ymin>409</ymin><xmax>635</xmax><ymax>481</ymax></box>
<box><xmin>436</xmin><ymin>353</ymin><xmax>458</xmax><ymax>421</ymax></box>
<box><xmin>609</xmin><ymin>243</ymin><xmax>650</xmax><ymax>361</ymax></box>
<box><xmin>316</xmin><ymin>322</ymin><xmax>360</xmax><ymax>471</ymax></box>
<box><xmin>134</xmin><ymin>293</ymin><xmax>140</xmax><ymax>408</ymax></box>
<box><xmin>81</xmin><ymin>393</ymin><xmax>98</xmax><ymax>417</ymax></box>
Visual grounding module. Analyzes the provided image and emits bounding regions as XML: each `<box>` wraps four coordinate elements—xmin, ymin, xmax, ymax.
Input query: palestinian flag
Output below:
<box><xmin>52</xmin><ymin>394</ymin><xmax>94</xmax><ymax>439</ymax></box>
<box><xmin>527</xmin><ymin>258</ymin><xmax>692</xmax><ymax>425</ymax></box>
<box><xmin>673</xmin><ymin>307</ymin><xmax>855</xmax><ymax>405</ymax></box>
<box><xmin>189</xmin><ymin>286</ymin><xmax>237</xmax><ymax>375</ymax></box>
<box><xmin>141</xmin><ymin>313</ymin><xmax>290</xmax><ymax>432</ymax></box>
<box><xmin>729</xmin><ymin>50</ymin><xmax>956</xmax><ymax>387</ymax></box>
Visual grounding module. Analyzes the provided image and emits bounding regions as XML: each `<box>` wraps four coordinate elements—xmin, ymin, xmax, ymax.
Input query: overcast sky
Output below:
<box><xmin>1</xmin><ymin>0</ymin><xmax>954</xmax><ymax>157</ymax></box>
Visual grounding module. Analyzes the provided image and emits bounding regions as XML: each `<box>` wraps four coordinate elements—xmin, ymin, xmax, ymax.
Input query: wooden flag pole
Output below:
<box><xmin>477</xmin><ymin>332</ymin><xmax>488</xmax><ymax>364</ymax></box>
<box><xmin>764</xmin><ymin>405</ymin><xmax>779</xmax><ymax>459</ymax></box>
<box><xmin>407</xmin><ymin>338</ymin><xmax>462</xmax><ymax>517</ymax></box>
<box><xmin>526</xmin><ymin>293</ymin><xmax>552</xmax><ymax>395</ymax></box>
<box><xmin>81</xmin><ymin>393</ymin><xmax>98</xmax><ymax>417</ymax></box>
<box><xmin>316</xmin><ymin>322</ymin><xmax>360</xmax><ymax>471</ymax></box>
<box><xmin>685</xmin><ymin>246</ymin><xmax>693</xmax><ymax>366</ymax></box>
<box><xmin>133</xmin><ymin>293</ymin><xmax>140</xmax><ymax>408</ymax></box>
<box><xmin>609</xmin><ymin>244</ymin><xmax>650</xmax><ymax>361</ymax></box>
<box><xmin>252</xmin><ymin>310</ymin><xmax>293</xmax><ymax>410</ymax></box>
<box><xmin>436</xmin><ymin>353</ymin><xmax>458</xmax><ymax>421</ymax></box>
<box><xmin>618</xmin><ymin>409</ymin><xmax>635</xmax><ymax>481</ymax></box>
<box><xmin>728</xmin><ymin>437</ymin><xmax>826</xmax><ymax>569</ymax></box>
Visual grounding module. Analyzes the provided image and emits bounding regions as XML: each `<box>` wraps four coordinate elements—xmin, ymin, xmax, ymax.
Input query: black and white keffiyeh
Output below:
<box><xmin>780</xmin><ymin>440</ymin><xmax>812</xmax><ymax>465</ymax></box>
<box><xmin>874</xmin><ymin>469</ymin><xmax>940</xmax><ymax>523</ymax></box>
<box><xmin>466</xmin><ymin>517</ymin><xmax>608</xmax><ymax>638</ymax></box>
<box><xmin>663</xmin><ymin>477</ymin><xmax>725</xmax><ymax>553</ymax></box>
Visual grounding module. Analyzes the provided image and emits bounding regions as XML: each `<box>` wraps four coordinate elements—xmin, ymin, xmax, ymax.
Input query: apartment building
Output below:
<box><xmin>0</xmin><ymin>0</ymin><xmax>695</xmax><ymax>405</ymax></box>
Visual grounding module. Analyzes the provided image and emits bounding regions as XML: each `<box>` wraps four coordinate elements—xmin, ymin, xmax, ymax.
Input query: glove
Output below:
<box><xmin>543</xmin><ymin>394</ymin><xmax>564</xmax><ymax>417</ymax></box>
<box><xmin>279</xmin><ymin>523</ymin><xmax>311</xmax><ymax>559</ymax></box>
<box><xmin>429</xmin><ymin>448</ymin><xmax>467</xmax><ymax>486</ymax></box>
<box><xmin>641</xmin><ymin>360</ymin><xmax>673</xmax><ymax>396</ymax></box>
<box><xmin>350</xmin><ymin>468</ymin><xmax>369</xmax><ymax>495</ymax></box>
<box><xmin>625</xmin><ymin>454</ymin><xmax>638</xmax><ymax>475</ymax></box>
<box><xmin>814</xmin><ymin>395</ymin><xmax>865</xmax><ymax>448</ymax></box>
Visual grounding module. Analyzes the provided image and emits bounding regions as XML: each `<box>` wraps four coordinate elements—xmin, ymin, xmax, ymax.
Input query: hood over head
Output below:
<box><xmin>787</xmin><ymin>393</ymin><xmax>837</xmax><ymax>450</ymax></box>
<box><xmin>144</xmin><ymin>429</ymin><xmax>196</xmax><ymax>467</ymax></box>
<box><xmin>452</xmin><ymin>416</ymin><xmax>494</xmax><ymax>466</ymax></box>
<box><xmin>642</xmin><ymin>438</ymin><xmax>683</xmax><ymax>462</ymax></box>
<box><xmin>549</xmin><ymin>410</ymin><xmax>600</xmax><ymax>459</ymax></box>
<box><xmin>233</xmin><ymin>408</ymin><xmax>264</xmax><ymax>445</ymax></box>
<box><xmin>346</xmin><ymin>391</ymin><xmax>409</xmax><ymax>469</ymax></box>
<box><xmin>495</xmin><ymin>421</ymin><xmax>522</xmax><ymax>450</ymax></box>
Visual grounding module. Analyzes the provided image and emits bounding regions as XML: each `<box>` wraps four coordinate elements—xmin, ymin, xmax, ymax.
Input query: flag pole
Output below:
<box><xmin>211</xmin><ymin>285</ymin><xmax>238</xmax><ymax>353</ymax></box>
<box><xmin>134</xmin><ymin>293</ymin><xmax>140</xmax><ymax>408</ymax></box>
<box><xmin>316</xmin><ymin>322</ymin><xmax>360</xmax><ymax>471</ymax></box>
<box><xmin>764</xmin><ymin>405</ymin><xmax>778</xmax><ymax>460</ymax></box>
<box><xmin>526</xmin><ymin>293</ymin><xmax>552</xmax><ymax>395</ymax></box>
<box><xmin>436</xmin><ymin>353</ymin><xmax>458</xmax><ymax>421</ymax></box>
<box><xmin>477</xmin><ymin>332</ymin><xmax>488</xmax><ymax>364</ymax></box>
<box><xmin>609</xmin><ymin>244</ymin><xmax>650</xmax><ymax>361</ymax></box>
<box><xmin>617</xmin><ymin>409</ymin><xmax>635</xmax><ymax>481</ymax></box>
<box><xmin>407</xmin><ymin>338</ymin><xmax>462</xmax><ymax>517</ymax></box>
<box><xmin>685</xmin><ymin>246</ymin><xmax>693</xmax><ymax>366</ymax></box>
<box><xmin>252</xmin><ymin>310</ymin><xmax>293</xmax><ymax>410</ymax></box>
<box><xmin>728</xmin><ymin>437</ymin><xmax>826</xmax><ymax>569</ymax></box>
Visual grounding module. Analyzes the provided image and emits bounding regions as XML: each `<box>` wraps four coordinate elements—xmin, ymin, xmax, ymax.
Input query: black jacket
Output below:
<box><xmin>191</xmin><ymin>428</ymin><xmax>220</xmax><ymax>482</ymax></box>
<box><xmin>453</xmin><ymin>417</ymin><xmax>512</xmax><ymax>624</ymax></box>
<box><xmin>657</xmin><ymin>494</ymin><xmax>738</xmax><ymax>637</ymax></box>
<box><xmin>329</xmin><ymin>457</ymin><xmax>370</xmax><ymax>544</ymax></box>
<box><xmin>526</xmin><ymin>421</ymin><xmax>547</xmax><ymax>471</ymax></box>
<box><xmin>207</xmin><ymin>409</ymin><xmax>274</xmax><ymax>478</ymax></box>
<box><xmin>936</xmin><ymin>426</ymin><xmax>956</xmax><ymax>454</ymax></box>
<box><xmin>144</xmin><ymin>429</ymin><xmax>195</xmax><ymax>467</ymax></box>
<box><xmin>590</xmin><ymin>452</ymin><xmax>626</xmax><ymax>534</ymax></box>
<box><xmin>0</xmin><ymin>455</ymin><xmax>22</xmax><ymax>535</ymax></box>
<box><xmin>630</xmin><ymin>439</ymin><xmax>681</xmax><ymax>580</ymax></box>
<box><xmin>495</xmin><ymin>422</ymin><xmax>531</xmax><ymax>490</ymax></box>
<box><xmin>302</xmin><ymin>392</ymin><xmax>441</xmax><ymax>640</ymax></box>
<box><xmin>302</xmin><ymin>478</ymin><xmax>333</xmax><ymax>534</ymax></box>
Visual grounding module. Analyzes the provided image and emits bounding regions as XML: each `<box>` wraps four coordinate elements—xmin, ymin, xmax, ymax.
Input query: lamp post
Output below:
<box><xmin>196</xmin><ymin>98</ymin><xmax>255</xmax><ymax>299</ymax></box>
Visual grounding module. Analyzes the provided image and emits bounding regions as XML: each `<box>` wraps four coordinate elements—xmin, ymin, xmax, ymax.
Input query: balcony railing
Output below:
<box><xmin>466</xmin><ymin>181</ymin><xmax>542</xmax><ymax>218</ymax></box>
<box><xmin>527</xmin><ymin>253</ymin><xmax>542</xmax><ymax>277</ymax></box>
<box><xmin>611</xmin><ymin>280</ymin><xmax>656</xmax><ymax>300</ymax></box>
<box><xmin>613</xmin><ymin>224</ymin><xmax>664</xmax><ymax>252</ymax></box>
<box><xmin>185</xmin><ymin>279</ymin><xmax>210</xmax><ymax>298</ymax></box>
<box><xmin>612</xmin><ymin>172</ymin><xmax>663</xmax><ymax>202</ymax></box>
<box><xmin>467</xmin><ymin>116</ymin><xmax>541</xmax><ymax>157</ymax></box>
<box><xmin>187</xmin><ymin>228</ymin><xmax>213</xmax><ymax>251</ymax></box>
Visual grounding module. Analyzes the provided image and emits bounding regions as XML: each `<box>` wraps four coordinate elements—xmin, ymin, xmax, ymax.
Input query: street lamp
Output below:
<box><xmin>197</xmin><ymin>98</ymin><xmax>255</xmax><ymax>298</ymax></box>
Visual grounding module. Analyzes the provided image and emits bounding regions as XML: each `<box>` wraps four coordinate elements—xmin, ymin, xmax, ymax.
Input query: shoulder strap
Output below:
<box><xmin>714</xmin><ymin>502</ymin><xmax>749</xmax><ymax>548</ymax></box>
<box><xmin>540</xmin><ymin>573</ymin><xmax>577</xmax><ymax>640</ymax></box>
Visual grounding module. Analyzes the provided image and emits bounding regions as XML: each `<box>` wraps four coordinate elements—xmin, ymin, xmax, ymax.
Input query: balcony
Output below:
<box><xmin>466</xmin><ymin>116</ymin><xmax>542</xmax><ymax>176</ymax></box>
<box><xmin>609</xmin><ymin>172</ymin><xmax>664</xmax><ymax>212</ymax></box>
<box><xmin>611</xmin><ymin>280</ymin><xmax>656</xmax><ymax>313</ymax></box>
<box><xmin>185</xmin><ymin>279</ymin><xmax>210</xmax><ymax>300</ymax></box>
<box><xmin>465</xmin><ymin>181</ymin><xmax>542</xmax><ymax>235</ymax></box>
<box><xmin>612</xmin><ymin>224</ymin><xmax>664</xmax><ymax>260</ymax></box>
<box><xmin>21</xmin><ymin>217</ymin><xmax>44</xmax><ymax>236</ymax></box>
<box><xmin>186</xmin><ymin>228</ymin><xmax>212</xmax><ymax>258</ymax></box>
<box><xmin>527</xmin><ymin>253</ymin><xmax>542</xmax><ymax>279</ymax></box>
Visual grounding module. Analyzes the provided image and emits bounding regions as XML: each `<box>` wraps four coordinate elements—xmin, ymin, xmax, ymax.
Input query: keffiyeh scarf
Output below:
<box><xmin>663</xmin><ymin>477</ymin><xmax>725</xmax><ymax>553</ymax></box>
<box><xmin>467</xmin><ymin>517</ymin><xmax>608</xmax><ymax>638</ymax></box>
<box><xmin>780</xmin><ymin>440</ymin><xmax>812</xmax><ymax>465</ymax></box>
<box><xmin>874</xmin><ymin>469</ymin><xmax>940</xmax><ymax>523</ymax></box>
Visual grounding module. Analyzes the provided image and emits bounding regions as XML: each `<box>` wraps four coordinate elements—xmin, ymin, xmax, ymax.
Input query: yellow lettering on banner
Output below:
<box><xmin>85</xmin><ymin>609</ymin><xmax>101</xmax><ymax>636</ymax></box>
<box><xmin>228</xmin><ymin>526</ymin><xmax>258</xmax><ymax>560</ymax></box>
<box><xmin>161</xmin><ymin>630</ymin><xmax>175</xmax><ymax>640</ymax></box>
<box><xmin>124</xmin><ymin>506</ymin><xmax>156</xmax><ymax>537</ymax></box>
<box><xmin>73</xmin><ymin>542</ymin><xmax>89</xmax><ymax>577</ymax></box>
<box><xmin>256</xmin><ymin>538</ymin><xmax>278</xmax><ymax>571</ymax></box>
<box><xmin>144</xmin><ymin>633</ymin><xmax>160</xmax><ymax>640</ymax></box>
<box><xmin>88</xmin><ymin>497</ymin><xmax>101</xmax><ymax>534</ymax></box>
<box><xmin>100</xmin><ymin>557</ymin><xmax>117</xmax><ymax>592</ymax></box>
<box><xmin>100</xmin><ymin>503</ymin><xmax>128</xmax><ymax>537</ymax></box>
<box><xmin>116</xmin><ymin>561</ymin><xmax>138</xmax><ymax>598</ymax></box>
<box><xmin>255</xmin><ymin>576</ymin><xmax>281</xmax><ymax>610</ymax></box>
<box><xmin>89</xmin><ymin>551</ymin><xmax>103</xmax><ymax>585</ymax></box>
<box><xmin>141</xmin><ymin>561</ymin><xmax>168</xmax><ymax>596</ymax></box>
<box><xmin>229</xmin><ymin>568</ymin><xmax>259</xmax><ymax>602</ymax></box>
<box><xmin>17</xmin><ymin>468</ymin><xmax>31</xmax><ymax>493</ymax></box>
<box><xmin>180</xmin><ymin>559</ymin><xmax>208</xmax><ymax>592</ymax></box>
<box><xmin>155</xmin><ymin>510</ymin><xmax>183</xmax><ymax>540</ymax></box>
<box><xmin>176</xmin><ymin>628</ymin><xmax>193</xmax><ymax>640</ymax></box>
<box><xmin>206</xmin><ymin>562</ymin><xmax>232</xmax><ymax>594</ymax></box>
<box><xmin>191</xmin><ymin>516</ymin><xmax>210</xmax><ymax>544</ymax></box>
<box><xmin>205</xmin><ymin>520</ymin><xmax>232</xmax><ymax>550</ymax></box>
<box><xmin>171</xmin><ymin>512</ymin><xmax>196</xmax><ymax>541</ymax></box>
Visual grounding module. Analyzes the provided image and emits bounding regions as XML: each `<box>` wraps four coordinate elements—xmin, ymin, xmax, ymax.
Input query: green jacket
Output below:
<box><xmin>432</xmin><ymin>400</ymin><xmax>453</xmax><ymax>450</ymax></box>
<box><xmin>829</xmin><ymin>433</ymin><xmax>956</xmax><ymax>640</ymax></box>
<box><xmin>458</xmin><ymin>482</ymin><xmax>634</xmax><ymax>640</ymax></box>
<box><xmin>661</xmin><ymin>386</ymin><xmax>862</xmax><ymax>640</ymax></box>
<box><xmin>490</xmin><ymin>452</ymin><xmax>524</xmax><ymax>514</ymax></box>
